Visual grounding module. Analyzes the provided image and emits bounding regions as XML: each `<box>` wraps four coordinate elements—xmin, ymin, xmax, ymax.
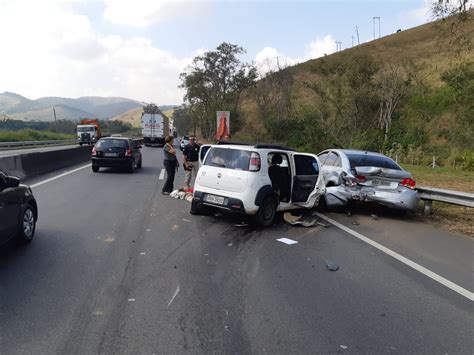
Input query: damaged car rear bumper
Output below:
<box><xmin>325</xmin><ymin>185</ymin><xmax>420</xmax><ymax>211</ymax></box>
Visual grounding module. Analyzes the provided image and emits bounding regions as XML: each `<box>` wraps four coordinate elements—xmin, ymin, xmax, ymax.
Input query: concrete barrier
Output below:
<box><xmin>0</xmin><ymin>146</ymin><xmax>92</xmax><ymax>180</ymax></box>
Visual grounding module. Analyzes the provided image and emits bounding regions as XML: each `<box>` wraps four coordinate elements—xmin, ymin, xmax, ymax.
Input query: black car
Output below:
<box><xmin>0</xmin><ymin>172</ymin><xmax>38</xmax><ymax>246</ymax></box>
<box><xmin>92</xmin><ymin>137</ymin><xmax>142</xmax><ymax>173</ymax></box>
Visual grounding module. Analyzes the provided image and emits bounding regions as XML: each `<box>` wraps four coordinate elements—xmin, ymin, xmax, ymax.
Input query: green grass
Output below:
<box><xmin>0</xmin><ymin>129</ymin><xmax>75</xmax><ymax>142</ymax></box>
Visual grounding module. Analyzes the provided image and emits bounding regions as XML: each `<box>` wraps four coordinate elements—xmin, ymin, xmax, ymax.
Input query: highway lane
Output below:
<box><xmin>0</xmin><ymin>144</ymin><xmax>78</xmax><ymax>158</ymax></box>
<box><xmin>0</xmin><ymin>147</ymin><xmax>472</xmax><ymax>353</ymax></box>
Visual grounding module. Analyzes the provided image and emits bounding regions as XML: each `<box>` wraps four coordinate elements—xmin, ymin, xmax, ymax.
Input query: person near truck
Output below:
<box><xmin>182</xmin><ymin>135</ymin><xmax>200</xmax><ymax>189</ymax></box>
<box><xmin>162</xmin><ymin>135</ymin><xmax>179</xmax><ymax>195</ymax></box>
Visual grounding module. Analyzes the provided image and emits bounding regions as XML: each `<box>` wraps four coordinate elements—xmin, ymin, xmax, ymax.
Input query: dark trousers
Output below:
<box><xmin>163</xmin><ymin>159</ymin><xmax>176</xmax><ymax>193</ymax></box>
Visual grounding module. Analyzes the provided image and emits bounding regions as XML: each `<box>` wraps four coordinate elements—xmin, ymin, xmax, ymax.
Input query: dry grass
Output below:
<box><xmin>403</xmin><ymin>164</ymin><xmax>474</xmax><ymax>237</ymax></box>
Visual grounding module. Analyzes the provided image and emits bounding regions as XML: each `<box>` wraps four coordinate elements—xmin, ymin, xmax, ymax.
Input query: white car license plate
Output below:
<box><xmin>104</xmin><ymin>153</ymin><xmax>118</xmax><ymax>157</ymax></box>
<box><xmin>372</xmin><ymin>179</ymin><xmax>390</xmax><ymax>186</ymax></box>
<box><xmin>205</xmin><ymin>194</ymin><xmax>225</xmax><ymax>205</ymax></box>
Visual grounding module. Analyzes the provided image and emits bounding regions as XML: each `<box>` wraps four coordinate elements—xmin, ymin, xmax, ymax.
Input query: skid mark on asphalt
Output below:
<box><xmin>315</xmin><ymin>212</ymin><xmax>474</xmax><ymax>301</ymax></box>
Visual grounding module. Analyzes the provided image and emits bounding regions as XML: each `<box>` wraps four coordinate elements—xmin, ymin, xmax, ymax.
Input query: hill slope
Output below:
<box><xmin>236</xmin><ymin>13</ymin><xmax>474</xmax><ymax>168</ymax></box>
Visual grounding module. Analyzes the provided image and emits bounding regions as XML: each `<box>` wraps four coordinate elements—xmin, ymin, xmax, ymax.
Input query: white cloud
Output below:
<box><xmin>0</xmin><ymin>0</ymin><xmax>196</xmax><ymax>104</ymax></box>
<box><xmin>399</xmin><ymin>0</ymin><xmax>432</xmax><ymax>28</ymax></box>
<box><xmin>103</xmin><ymin>0</ymin><xmax>210</xmax><ymax>27</ymax></box>
<box><xmin>255</xmin><ymin>35</ymin><xmax>336</xmax><ymax>76</ymax></box>
<box><xmin>305</xmin><ymin>35</ymin><xmax>336</xmax><ymax>59</ymax></box>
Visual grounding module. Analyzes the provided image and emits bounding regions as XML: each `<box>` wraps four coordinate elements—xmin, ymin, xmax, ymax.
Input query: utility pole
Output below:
<box><xmin>355</xmin><ymin>25</ymin><xmax>360</xmax><ymax>45</ymax></box>
<box><xmin>335</xmin><ymin>41</ymin><xmax>342</xmax><ymax>52</ymax></box>
<box><xmin>53</xmin><ymin>107</ymin><xmax>58</xmax><ymax>140</ymax></box>
<box><xmin>351</xmin><ymin>35</ymin><xmax>355</xmax><ymax>47</ymax></box>
<box><xmin>276</xmin><ymin>56</ymin><xmax>280</xmax><ymax>70</ymax></box>
<box><xmin>373</xmin><ymin>16</ymin><xmax>381</xmax><ymax>40</ymax></box>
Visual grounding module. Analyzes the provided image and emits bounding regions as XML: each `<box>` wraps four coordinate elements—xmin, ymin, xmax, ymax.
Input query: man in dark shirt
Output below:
<box><xmin>182</xmin><ymin>135</ymin><xmax>200</xmax><ymax>188</ymax></box>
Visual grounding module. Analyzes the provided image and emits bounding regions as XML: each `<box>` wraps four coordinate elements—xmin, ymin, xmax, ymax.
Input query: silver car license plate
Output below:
<box><xmin>372</xmin><ymin>179</ymin><xmax>390</xmax><ymax>186</ymax></box>
<box><xmin>104</xmin><ymin>153</ymin><xmax>118</xmax><ymax>157</ymax></box>
<box><xmin>205</xmin><ymin>194</ymin><xmax>225</xmax><ymax>205</ymax></box>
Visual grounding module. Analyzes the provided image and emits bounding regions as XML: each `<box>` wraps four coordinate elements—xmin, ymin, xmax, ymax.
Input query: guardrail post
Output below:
<box><xmin>424</xmin><ymin>200</ymin><xmax>432</xmax><ymax>216</ymax></box>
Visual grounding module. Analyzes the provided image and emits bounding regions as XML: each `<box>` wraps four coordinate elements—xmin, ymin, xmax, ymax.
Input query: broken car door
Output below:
<box><xmin>290</xmin><ymin>153</ymin><xmax>324</xmax><ymax>208</ymax></box>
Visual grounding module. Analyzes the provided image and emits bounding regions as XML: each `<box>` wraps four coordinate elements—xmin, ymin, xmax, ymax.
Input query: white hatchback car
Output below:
<box><xmin>191</xmin><ymin>143</ymin><xmax>325</xmax><ymax>227</ymax></box>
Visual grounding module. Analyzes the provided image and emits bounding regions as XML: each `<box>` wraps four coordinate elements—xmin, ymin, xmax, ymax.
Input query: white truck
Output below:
<box><xmin>141</xmin><ymin>113</ymin><xmax>169</xmax><ymax>147</ymax></box>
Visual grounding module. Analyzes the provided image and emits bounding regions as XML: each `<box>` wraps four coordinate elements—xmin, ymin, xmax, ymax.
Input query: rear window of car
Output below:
<box><xmin>96</xmin><ymin>139</ymin><xmax>128</xmax><ymax>149</ymax></box>
<box><xmin>347</xmin><ymin>154</ymin><xmax>401</xmax><ymax>170</ymax></box>
<box><xmin>204</xmin><ymin>147</ymin><xmax>251</xmax><ymax>171</ymax></box>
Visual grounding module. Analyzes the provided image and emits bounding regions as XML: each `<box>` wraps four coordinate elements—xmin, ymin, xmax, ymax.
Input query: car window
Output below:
<box><xmin>317</xmin><ymin>152</ymin><xmax>329</xmax><ymax>165</ymax></box>
<box><xmin>204</xmin><ymin>147</ymin><xmax>251</xmax><ymax>171</ymax></box>
<box><xmin>96</xmin><ymin>139</ymin><xmax>128</xmax><ymax>149</ymax></box>
<box><xmin>268</xmin><ymin>152</ymin><xmax>289</xmax><ymax>168</ymax></box>
<box><xmin>294</xmin><ymin>155</ymin><xmax>319</xmax><ymax>175</ymax></box>
<box><xmin>347</xmin><ymin>154</ymin><xmax>401</xmax><ymax>170</ymax></box>
<box><xmin>200</xmin><ymin>145</ymin><xmax>211</xmax><ymax>162</ymax></box>
<box><xmin>323</xmin><ymin>152</ymin><xmax>338</xmax><ymax>166</ymax></box>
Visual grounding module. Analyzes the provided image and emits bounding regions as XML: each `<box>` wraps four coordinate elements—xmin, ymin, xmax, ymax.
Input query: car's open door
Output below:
<box><xmin>290</xmin><ymin>153</ymin><xmax>325</xmax><ymax>208</ymax></box>
<box><xmin>199</xmin><ymin>144</ymin><xmax>212</xmax><ymax>167</ymax></box>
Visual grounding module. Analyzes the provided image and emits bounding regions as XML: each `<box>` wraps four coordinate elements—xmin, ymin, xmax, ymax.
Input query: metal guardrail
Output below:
<box><xmin>417</xmin><ymin>186</ymin><xmax>474</xmax><ymax>215</ymax></box>
<box><xmin>0</xmin><ymin>140</ymin><xmax>76</xmax><ymax>149</ymax></box>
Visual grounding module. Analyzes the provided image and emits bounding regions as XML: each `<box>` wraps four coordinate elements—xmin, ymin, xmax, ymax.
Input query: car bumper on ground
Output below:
<box><xmin>92</xmin><ymin>157</ymin><xmax>132</xmax><ymax>168</ymax></box>
<box><xmin>325</xmin><ymin>185</ymin><xmax>420</xmax><ymax>211</ymax></box>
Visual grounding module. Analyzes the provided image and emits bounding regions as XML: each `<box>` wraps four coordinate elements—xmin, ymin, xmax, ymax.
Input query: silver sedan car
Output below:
<box><xmin>317</xmin><ymin>149</ymin><xmax>419</xmax><ymax>211</ymax></box>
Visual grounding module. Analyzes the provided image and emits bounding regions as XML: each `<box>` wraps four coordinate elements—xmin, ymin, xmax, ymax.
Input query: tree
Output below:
<box><xmin>143</xmin><ymin>103</ymin><xmax>160</xmax><ymax>114</ymax></box>
<box><xmin>179</xmin><ymin>43</ymin><xmax>257</xmax><ymax>139</ymax></box>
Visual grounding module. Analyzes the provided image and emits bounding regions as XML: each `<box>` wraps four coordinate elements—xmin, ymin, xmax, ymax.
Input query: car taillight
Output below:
<box><xmin>249</xmin><ymin>152</ymin><xmax>261</xmax><ymax>171</ymax></box>
<box><xmin>92</xmin><ymin>147</ymin><xmax>97</xmax><ymax>156</ymax></box>
<box><xmin>356</xmin><ymin>174</ymin><xmax>366</xmax><ymax>182</ymax></box>
<box><xmin>400</xmin><ymin>178</ymin><xmax>416</xmax><ymax>189</ymax></box>
<box><xmin>125</xmin><ymin>148</ymin><xmax>133</xmax><ymax>156</ymax></box>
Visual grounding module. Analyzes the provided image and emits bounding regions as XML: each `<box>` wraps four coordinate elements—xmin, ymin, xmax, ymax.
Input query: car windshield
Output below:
<box><xmin>96</xmin><ymin>139</ymin><xmax>128</xmax><ymax>149</ymax></box>
<box><xmin>347</xmin><ymin>154</ymin><xmax>401</xmax><ymax>170</ymax></box>
<box><xmin>204</xmin><ymin>147</ymin><xmax>251</xmax><ymax>170</ymax></box>
<box><xmin>77</xmin><ymin>126</ymin><xmax>95</xmax><ymax>132</ymax></box>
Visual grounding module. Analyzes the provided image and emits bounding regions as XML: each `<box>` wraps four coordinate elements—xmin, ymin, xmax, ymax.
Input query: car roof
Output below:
<box><xmin>210</xmin><ymin>144</ymin><xmax>295</xmax><ymax>153</ymax></box>
<box><xmin>320</xmin><ymin>149</ymin><xmax>387</xmax><ymax>157</ymax></box>
<box><xmin>213</xmin><ymin>141</ymin><xmax>296</xmax><ymax>152</ymax></box>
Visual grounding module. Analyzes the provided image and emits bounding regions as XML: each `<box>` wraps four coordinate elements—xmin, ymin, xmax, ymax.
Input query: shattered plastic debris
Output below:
<box><xmin>316</xmin><ymin>221</ymin><xmax>330</xmax><ymax>228</ymax></box>
<box><xmin>325</xmin><ymin>260</ymin><xmax>339</xmax><ymax>271</ymax></box>
<box><xmin>351</xmin><ymin>221</ymin><xmax>360</xmax><ymax>226</ymax></box>
<box><xmin>234</xmin><ymin>222</ymin><xmax>248</xmax><ymax>227</ymax></box>
<box><xmin>370</xmin><ymin>214</ymin><xmax>378</xmax><ymax>220</ymax></box>
<box><xmin>277</xmin><ymin>238</ymin><xmax>298</xmax><ymax>245</ymax></box>
<box><xmin>340</xmin><ymin>345</ymin><xmax>348</xmax><ymax>350</ymax></box>
<box><xmin>284</xmin><ymin>212</ymin><xmax>319</xmax><ymax>228</ymax></box>
<box><xmin>283</xmin><ymin>212</ymin><xmax>303</xmax><ymax>224</ymax></box>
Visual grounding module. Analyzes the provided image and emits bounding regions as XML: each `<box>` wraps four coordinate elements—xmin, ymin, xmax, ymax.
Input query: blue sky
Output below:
<box><xmin>0</xmin><ymin>0</ymin><xmax>436</xmax><ymax>105</ymax></box>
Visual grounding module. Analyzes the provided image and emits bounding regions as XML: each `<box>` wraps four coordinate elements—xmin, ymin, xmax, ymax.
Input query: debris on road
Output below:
<box><xmin>325</xmin><ymin>260</ymin><xmax>339</xmax><ymax>271</ymax></box>
<box><xmin>234</xmin><ymin>221</ymin><xmax>249</xmax><ymax>227</ymax></box>
<box><xmin>351</xmin><ymin>221</ymin><xmax>360</xmax><ymax>226</ymax></box>
<box><xmin>316</xmin><ymin>221</ymin><xmax>330</xmax><ymax>228</ymax></box>
<box><xmin>277</xmin><ymin>238</ymin><xmax>299</xmax><ymax>245</ymax></box>
<box><xmin>370</xmin><ymin>214</ymin><xmax>378</xmax><ymax>220</ymax></box>
<box><xmin>284</xmin><ymin>212</ymin><xmax>327</xmax><ymax>228</ymax></box>
<box><xmin>283</xmin><ymin>212</ymin><xmax>303</xmax><ymax>224</ymax></box>
<box><xmin>340</xmin><ymin>345</ymin><xmax>348</xmax><ymax>350</ymax></box>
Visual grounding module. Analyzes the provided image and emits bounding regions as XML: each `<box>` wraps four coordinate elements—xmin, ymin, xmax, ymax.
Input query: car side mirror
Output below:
<box><xmin>0</xmin><ymin>173</ymin><xmax>19</xmax><ymax>191</ymax></box>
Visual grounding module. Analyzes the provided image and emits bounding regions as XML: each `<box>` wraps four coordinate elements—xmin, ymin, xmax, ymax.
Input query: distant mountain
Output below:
<box><xmin>9</xmin><ymin>104</ymin><xmax>94</xmax><ymax>122</ymax></box>
<box><xmin>0</xmin><ymin>92</ymin><xmax>150</xmax><ymax>121</ymax></box>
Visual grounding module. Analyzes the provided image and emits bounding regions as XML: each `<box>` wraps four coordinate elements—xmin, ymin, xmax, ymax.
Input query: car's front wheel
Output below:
<box><xmin>17</xmin><ymin>204</ymin><xmax>36</xmax><ymax>244</ymax></box>
<box><xmin>254</xmin><ymin>196</ymin><xmax>277</xmax><ymax>227</ymax></box>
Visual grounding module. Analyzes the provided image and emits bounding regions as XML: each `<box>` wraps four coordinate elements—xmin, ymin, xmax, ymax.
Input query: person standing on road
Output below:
<box><xmin>162</xmin><ymin>135</ymin><xmax>179</xmax><ymax>195</ymax></box>
<box><xmin>183</xmin><ymin>135</ymin><xmax>200</xmax><ymax>189</ymax></box>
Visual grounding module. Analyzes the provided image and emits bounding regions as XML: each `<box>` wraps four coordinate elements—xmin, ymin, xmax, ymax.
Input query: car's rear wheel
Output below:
<box><xmin>190</xmin><ymin>199</ymin><xmax>213</xmax><ymax>215</ymax></box>
<box><xmin>254</xmin><ymin>196</ymin><xmax>277</xmax><ymax>227</ymax></box>
<box><xmin>17</xmin><ymin>204</ymin><xmax>36</xmax><ymax>244</ymax></box>
<box><xmin>92</xmin><ymin>166</ymin><xmax>99</xmax><ymax>173</ymax></box>
<box><xmin>128</xmin><ymin>159</ymin><xmax>135</xmax><ymax>173</ymax></box>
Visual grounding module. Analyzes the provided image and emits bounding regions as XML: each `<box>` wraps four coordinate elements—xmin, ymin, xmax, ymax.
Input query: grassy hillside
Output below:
<box><xmin>9</xmin><ymin>104</ymin><xmax>93</xmax><ymax>122</ymax></box>
<box><xmin>236</xmin><ymin>13</ymin><xmax>474</xmax><ymax>170</ymax></box>
<box><xmin>112</xmin><ymin>107</ymin><xmax>175</xmax><ymax>128</ymax></box>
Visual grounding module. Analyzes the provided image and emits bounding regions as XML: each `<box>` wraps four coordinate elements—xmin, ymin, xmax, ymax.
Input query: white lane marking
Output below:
<box><xmin>315</xmin><ymin>212</ymin><xmax>474</xmax><ymax>301</ymax></box>
<box><xmin>277</xmin><ymin>238</ymin><xmax>298</xmax><ymax>245</ymax></box>
<box><xmin>30</xmin><ymin>164</ymin><xmax>92</xmax><ymax>188</ymax></box>
<box><xmin>159</xmin><ymin>168</ymin><xmax>165</xmax><ymax>180</ymax></box>
<box><xmin>167</xmin><ymin>284</ymin><xmax>180</xmax><ymax>308</ymax></box>
<box><xmin>128</xmin><ymin>298</ymin><xmax>135</xmax><ymax>302</ymax></box>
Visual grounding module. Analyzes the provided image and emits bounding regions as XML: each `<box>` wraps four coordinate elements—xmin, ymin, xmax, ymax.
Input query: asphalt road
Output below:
<box><xmin>0</xmin><ymin>147</ymin><xmax>472</xmax><ymax>353</ymax></box>
<box><xmin>0</xmin><ymin>144</ymin><xmax>78</xmax><ymax>157</ymax></box>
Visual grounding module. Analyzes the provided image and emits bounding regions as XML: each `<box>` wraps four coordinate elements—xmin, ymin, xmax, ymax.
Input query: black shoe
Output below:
<box><xmin>162</xmin><ymin>191</ymin><xmax>170</xmax><ymax>195</ymax></box>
